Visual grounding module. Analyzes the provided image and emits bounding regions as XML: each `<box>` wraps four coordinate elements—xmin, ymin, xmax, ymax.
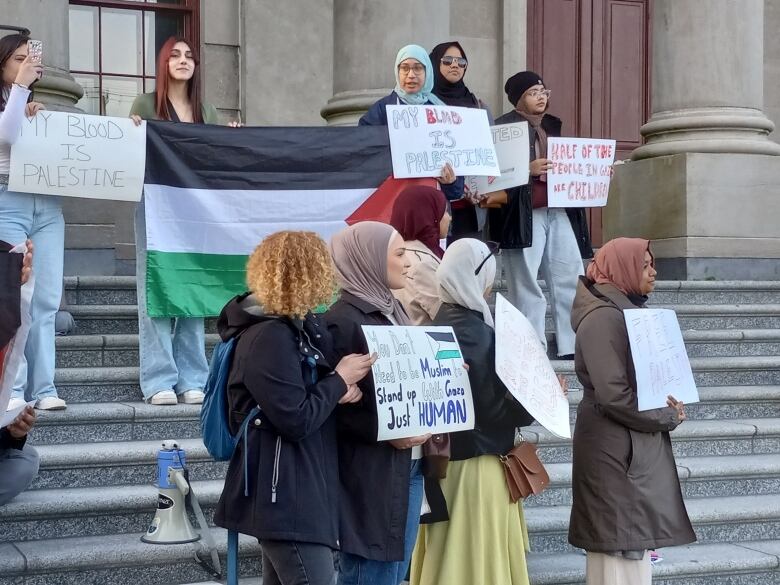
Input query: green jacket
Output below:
<box><xmin>129</xmin><ymin>92</ymin><xmax>219</xmax><ymax>124</ymax></box>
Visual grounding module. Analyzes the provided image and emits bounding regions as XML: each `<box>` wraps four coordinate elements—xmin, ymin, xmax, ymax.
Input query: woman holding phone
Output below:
<box><xmin>129</xmin><ymin>37</ymin><xmax>223</xmax><ymax>406</ymax></box>
<box><xmin>0</xmin><ymin>33</ymin><xmax>67</xmax><ymax>411</ymax></box>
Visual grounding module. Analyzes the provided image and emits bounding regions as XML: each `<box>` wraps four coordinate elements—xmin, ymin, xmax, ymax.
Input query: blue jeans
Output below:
<box><xmin>338</xmin><ymin>460</ymin><xmax>425</xmax><ymax>585</ymax></box>
<box><xmin>134</xmin><ymin>200</ymin><xmax>208</xmax><ymax>398</ymax></box>
<box><xmin>0</xmin><ymin>188</ymin><xmax>63</xmax><ymax>401</ymax></box>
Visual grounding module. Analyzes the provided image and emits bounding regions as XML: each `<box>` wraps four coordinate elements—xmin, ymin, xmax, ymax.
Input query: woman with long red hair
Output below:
<box><xmin>129</xmin><ymin>37</ymin><xmax>222</xmax><ymax>405</ymax></box>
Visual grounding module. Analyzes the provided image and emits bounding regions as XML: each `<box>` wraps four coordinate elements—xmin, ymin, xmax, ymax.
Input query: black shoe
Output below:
<box><xmin>558</xmin><ymin>353</ymin><xmax>575</xmax><ymax>360</ymax></box>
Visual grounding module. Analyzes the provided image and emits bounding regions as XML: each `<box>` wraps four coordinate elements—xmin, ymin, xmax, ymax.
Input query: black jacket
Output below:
<box><xmin>433</xmin><ymin>303</ymin><xmax>534</xmax><ymax>460</ymax></box>
<box><xmin>0</xmin><ymin>430</ymin><xmax>26</xmax><ymax>451</ymax></box>
<box><xmin>325</xmin><ymin>292</ymin><xmax>412</xmax><ymax>561</ymax></box>
<box><xmin>0</xmin><ymin>240</ymin><xmax>22</xmax><ymax>350</ymax></box>
<box><xmin>213</xmin><ymin>293</ymin><xmax>347</xmax><ymax>548</ymax></box>
<box><xmin>486</xmin><ymin>111</ymin><xmax>593</xmax><ymax>258</ymax></box>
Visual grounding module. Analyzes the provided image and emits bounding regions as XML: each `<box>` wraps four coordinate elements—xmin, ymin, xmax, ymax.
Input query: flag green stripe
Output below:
<box><xmin>146</xmin><ymin>251</ymin><xmax>248</xmax><ymax>317</ymax></box>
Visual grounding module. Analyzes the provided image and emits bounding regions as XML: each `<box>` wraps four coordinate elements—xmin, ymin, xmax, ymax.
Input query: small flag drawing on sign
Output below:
<box><xmin>426</xmin><ymin>331</ymin><xmax>461</xmax><ymax>360</ymax></box>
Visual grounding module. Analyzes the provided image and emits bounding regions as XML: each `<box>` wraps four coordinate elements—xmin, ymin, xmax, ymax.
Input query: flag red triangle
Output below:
<box><xmin>346</xmin><ymin>176</ymin><xmax>440</xmax><ymax>225</ymax></box>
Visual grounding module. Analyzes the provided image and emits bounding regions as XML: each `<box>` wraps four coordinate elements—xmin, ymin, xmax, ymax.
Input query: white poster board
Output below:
<box><xmin>0</xmin><ymin>243</ymin><xmax>33</xmax><ymax>418</ymax></box>
<box><xmin>466</xmin><ymin>122</ymin><xmax>530</xmax><ymax>195</ymax></box>
<box><xmin>494</xmin><ymin>294</ymin><xmax>571</xmax><ymax>439</ymax></box>
<box><xmin>9</xmin><ymin>111</ymin><xmax>146</xmax><ymax>202</ymax></box>
<box><xmin>386</xmin><ymin>105</ymin><xmax>499</xmax><ymax>178</ymax></box>
<box><xmin>547</xmin><ymin>137</ymin><xmax>616</xmax><ymax>208</ymax></box>
<box><xmin>362</xmin><ymin>325</ymin><xmax>475</xmax><ymax>441</ymax></box>
<box><xmin>624</xmin><ymin>309</ymin><xmax>699</xmax><ymax>411</ymax></box>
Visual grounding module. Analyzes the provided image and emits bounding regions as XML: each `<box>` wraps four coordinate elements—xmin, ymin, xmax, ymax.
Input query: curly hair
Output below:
<box><xmin>246</xmin><ymin>231</ymin><xmax>335</xmax><ymax>318</ymax></box>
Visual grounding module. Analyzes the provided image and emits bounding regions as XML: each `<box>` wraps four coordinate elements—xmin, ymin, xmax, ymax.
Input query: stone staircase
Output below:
<box><xmin>0</xmin><ymin>277</ymin><xmax>778</xmax><ymax>584</ymax></box>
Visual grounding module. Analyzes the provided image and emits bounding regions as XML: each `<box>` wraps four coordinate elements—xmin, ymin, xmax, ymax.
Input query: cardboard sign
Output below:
<box><xmin>9</xmin><ymin>111</ymin><xmax>146</xmax><ymax>202</ymax></box>
<box><xmin>386</xmin><ymin>105</ymin><xmax>499</xmax><ymax>179</ymax></box>
<box><xmin>494</xmin><ymin>293</ymin><xmax>571</xmax><ymax>439</ymax></box>
<box><xmin>547</xmin><ymin>137</ymin><xmax>616</xmax><ymax>208</ymax></box>
<box><xmin>466</xmin><ymin>121</ymin><xmax>530</xmax><ymax>195</ymax></box>
<box><xmin>362</xmin><ymin>325</ymin><xmax>475</xmax><ymax>441</ymax></box>
<box><xmin>624</xmin><ymin>309</ymin><xmax>699</xmax><ymax>411</ymax></box>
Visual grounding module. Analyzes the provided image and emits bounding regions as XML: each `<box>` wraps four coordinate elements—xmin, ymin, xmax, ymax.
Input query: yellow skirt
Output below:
<box><xmin>410</xmin><ymin>455</ymin><xmax>531</xmax><ymax>585</ymax></box>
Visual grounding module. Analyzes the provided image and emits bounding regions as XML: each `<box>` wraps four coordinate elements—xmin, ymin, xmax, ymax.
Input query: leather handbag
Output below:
<box><xmin>422</xmin><ymin>433</ymin><xmax>450</xmax><ymax>479</ymax></box>
<box><xmin>499</xmin><ymin>439</ymin><xmax>549</xmax><ymax>502</ymax></box>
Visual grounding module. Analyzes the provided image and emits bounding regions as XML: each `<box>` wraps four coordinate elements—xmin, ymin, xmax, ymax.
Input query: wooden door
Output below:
<box><xmin>527</xmin><ymin>0</ymin><xmax>652</xmax><ymax>246</ymax></box>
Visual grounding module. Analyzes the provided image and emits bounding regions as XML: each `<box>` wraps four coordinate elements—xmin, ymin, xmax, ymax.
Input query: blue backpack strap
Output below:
<box><xmin>235</xmin><ymin>404</ymin><xmax>262</xmax><ymax>497</ymax></box>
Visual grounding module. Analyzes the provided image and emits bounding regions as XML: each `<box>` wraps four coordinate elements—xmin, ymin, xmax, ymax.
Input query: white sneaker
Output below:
<box><xmin>149</xmin><ymin>390</ymin><xmax>178</xmax><ymax>405</ymax></box>
<box><xmin>179</xmin><ymin>390</ymin><xmax>205</xmax><ymax>405</ymax></box>
<box><xmin>7</xmin><ymin>397</ymin><xmax>27</xmax><ymax>411</ymax></box>
<box><xmin>35</xmin><ymin>396</ymin><xmax>67</xmax><ymax>410</ymax></box>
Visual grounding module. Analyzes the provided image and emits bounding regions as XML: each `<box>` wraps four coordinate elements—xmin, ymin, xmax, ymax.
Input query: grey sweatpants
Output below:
<box><xmin>0</xmin><ymin>443</ymin><xmax>39</xmax><ymax>506</ymax></box>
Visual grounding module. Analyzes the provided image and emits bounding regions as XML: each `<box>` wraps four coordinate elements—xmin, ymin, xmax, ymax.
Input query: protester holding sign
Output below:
<box><xmin>488</xmin><ymin>71</ymin><xmax>592</xmax><ymax>358</ymax></box>
<box><xmin>129</xmin><ymin>37</ymin><xmax>220</xmax><ymax>406</ymax></box>
<box><xmin>213</xmin><ymin>231</ymin><xmax>373</xmax><ymax>585</ymax></box>
<box><xmin>326</xmin><ymin>221</ymin><xmax>429</xmax><ymax>585</ymax></box>
<box><xmin>411</xmin><ymin>238</ymin><xmax>534</xmax><ymax>585</ymax></box>
<box><xmin>390</xmin><ymin>185</ymin><xmax>449</xmax><ymax>325</ymax></box>
<box><xmin>359</xmin><ymin>44</ymin><xmax>462</xmax><ymax>203</ymax></box>
<box><xmin>569</xmin><ymin>238</ymin><xmax>694</xmax><ymax>585</ymax></box>
<box><xmin>429</xmin><ymin>41</ymin><xmax>492</xmax><ymax>241</ymax></box>
<box><xmin>0</xmin><ymin>32</ymin><xmax>66</xmax><ymax>411</ymax></box>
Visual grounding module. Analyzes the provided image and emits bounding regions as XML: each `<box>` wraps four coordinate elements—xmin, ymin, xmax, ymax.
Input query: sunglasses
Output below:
<box><xmin>475</xmin><ymin>241</ymin><xmax>501</xmax><ymax>276</ymax></box>
<box><xmin>441</xmin><ymin>56</ymin><xmax>468</xmax><ymax>68</ymax></box>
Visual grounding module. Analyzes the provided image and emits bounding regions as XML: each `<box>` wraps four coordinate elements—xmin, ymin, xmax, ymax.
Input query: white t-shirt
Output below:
<box><xmin>0</xmin><ymin>84</ymin><xmax>31</xmax><ymax>174</ymax></box>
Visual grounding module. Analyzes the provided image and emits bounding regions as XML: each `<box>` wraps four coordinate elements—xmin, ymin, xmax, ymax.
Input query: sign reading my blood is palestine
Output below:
<box><xmin>362</xmin><ymin>325</ymin><xmax>475</xmax><ymax>441</ymax></box>
<box><xmin>9</xmin><ymin>111</ymin><xmax>147</xmax><ymax>202</ymax></box>
<box><xmin>385</xmin><ymin>105</ymin><xmax>499</xmax><ymax>179</ymax></box>
<box><xmin>547</xmin><ymin>137</ymin><xmax>616</xmax><ymax>208</ymax></box>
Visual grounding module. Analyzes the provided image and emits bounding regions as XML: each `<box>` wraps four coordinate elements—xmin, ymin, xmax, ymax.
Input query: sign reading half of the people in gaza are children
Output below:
<box><xmin>466</xmin><ymin>121</ymin><xmax>530</xmax><ymax>196</ymax></box>
<box><xmin>385</xmin><ymin>104</ymin><xmax>500</xmax><ymax>179</ymax></box>
<box><xmin>9</xmin><ymin>111</ymin><xmax>146</xmax><ymax>202</ymax></box>
<box><xmin>362</xmin><ymin>325</ymin><xmax>475</xmax><ymax>441</ymax></box>
<box><xmin>624</xmin><ymin>308</ymin><xmax>700</xmax><ymax>412</ymax></box>
<box><xmin>547</xmin><ymin>137</ymin><xmax>616</xmax><ymax>208</ymax></box>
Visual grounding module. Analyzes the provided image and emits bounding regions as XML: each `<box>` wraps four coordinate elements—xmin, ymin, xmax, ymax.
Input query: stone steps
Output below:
<box><xmin>54</xmin><ymin>328</ymin><xmax>780</xmax><ymax>370</ymax></box>
<box><xmin>526</xmin><ymin>453</ymin><xmax>780</xmax><ymax>508</ymax></box>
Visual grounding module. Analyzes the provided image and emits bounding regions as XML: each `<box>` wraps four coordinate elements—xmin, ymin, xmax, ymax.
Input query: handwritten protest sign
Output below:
<box><xmin>624</xmin><ymin>309</ymin><xmax>699</xmax><ymax>411</ymax></box>
<box><xmin>9</xmin><ymin>111</ymin><xmax>146</xmax><ymax>202</ymax></box>
<box><xmin>547</xmin><ymin>137</ymin><xmax>616</xmax><ymax>208</ymax></box>
<box><xmin>386</xmin><ymin>105</ymin><xmax>499</xmax><ymax>179</ymax></box>
<box><xmin>494</xmin><ymin>294</ymin><xmax>571</xmax><ymax>439</ymax></box>
<box><xmin>362</xmin><ymin>325</ymin><xmax>475</xmax><ymax>441</ymax></box>
<box><xmin>466</xmin><ymin>122</ymin><xmax>530</xmax><ymax>195</ymax></box>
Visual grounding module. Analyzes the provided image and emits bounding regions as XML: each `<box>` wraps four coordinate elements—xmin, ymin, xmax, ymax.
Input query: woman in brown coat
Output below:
<box><xmin>568</xmin><ymin>238</ymin><xmax>695</xmax><ymax>585</ymax></box>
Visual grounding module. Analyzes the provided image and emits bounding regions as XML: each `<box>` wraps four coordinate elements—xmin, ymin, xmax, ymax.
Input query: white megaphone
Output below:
<box><xmin>141</xmin><ymin>440</ymin><xmax>200</xmax><ymax>544</ymax></box>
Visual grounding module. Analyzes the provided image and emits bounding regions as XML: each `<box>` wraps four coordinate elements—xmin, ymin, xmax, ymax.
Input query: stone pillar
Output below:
<box><xmin>604</xmin><ymin>0</ymin><xmax>780</xmax><ymax>279</ymax></box>
<box><xmin>321</xmin><ymin>0</ymin><xmax>450</xmax><ymax>126</ymax></box>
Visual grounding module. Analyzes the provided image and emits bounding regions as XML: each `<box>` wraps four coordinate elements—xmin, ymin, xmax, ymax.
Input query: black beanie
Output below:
<box><xmin>505</xmin><ymin>71</ymin><xmax>545</xmax><ymax>106</ymax></box>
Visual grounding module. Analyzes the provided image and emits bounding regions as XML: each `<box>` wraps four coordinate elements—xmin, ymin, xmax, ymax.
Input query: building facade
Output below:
<box><xmin>3</xmin><ymin>0</ymin><xmax>780</xmax><ymax>277</ymax></box>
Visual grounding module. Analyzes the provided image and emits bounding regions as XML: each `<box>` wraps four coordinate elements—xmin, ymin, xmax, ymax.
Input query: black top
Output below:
<box><xmin>213</xmin><ymin>293</ymin><xmax>346</xmax><ymax>547</ymax></box>
<box><xmin>433</xmin><ymin>303</ymin><xmax>534</xmax><ymax>460</ymax></box>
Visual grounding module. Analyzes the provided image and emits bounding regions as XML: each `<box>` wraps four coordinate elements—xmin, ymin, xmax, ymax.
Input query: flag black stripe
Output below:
<box><xmin>144</xmin><ymin>121</ymin><xmax>394</xmax><ymax>191</ymax></box>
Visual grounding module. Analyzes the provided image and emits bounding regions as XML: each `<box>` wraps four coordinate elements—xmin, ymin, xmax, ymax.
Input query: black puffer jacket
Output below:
<box><xmin>433</xmin><ymin>303</ymin><xmax>534</xmax><ymax>460</ymax></box>
<box><xmin>486</xmin><ymin>111</ymin><xmax>593</xmax><ymax>258</ymax></box>
<box><xmin>213</xmin><ymin>293</ymin><xmax>347</xmax><ymax>548</ymax></box>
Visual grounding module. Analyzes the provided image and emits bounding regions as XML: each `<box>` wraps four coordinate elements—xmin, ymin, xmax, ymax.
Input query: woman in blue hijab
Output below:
<box><xmin>360</xmin><ymin>44</ymin><xmax>461</xmax><ymax>200</ymax></box>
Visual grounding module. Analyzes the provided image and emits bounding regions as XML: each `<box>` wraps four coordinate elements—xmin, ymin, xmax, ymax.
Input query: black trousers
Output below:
<box><xmin>260</xmin><ymin>539</ymin><xmax>336</xmax><ymax>585</ymax></box>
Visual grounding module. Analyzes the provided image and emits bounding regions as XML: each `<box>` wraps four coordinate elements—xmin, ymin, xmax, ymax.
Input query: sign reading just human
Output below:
<box><xmin>385</xmin><ymin>105</ymin><xmax>499</xmax><ymax>179</ymax></box>
<box><xmin>9</xmin><ymin>111</ymin><xmax>146</xmax><ymax>202</ymax></box>
<box><xmin>361</xmin><ymin>325</ymin><xmax>475</xmax><ymax>441</ymax></box>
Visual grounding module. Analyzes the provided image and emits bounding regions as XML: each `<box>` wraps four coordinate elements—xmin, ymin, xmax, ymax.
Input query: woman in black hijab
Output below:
<box><xmin>429</xmin><ymin>42</ymin><xmax>491</xmax><ymax>241</ymax></box>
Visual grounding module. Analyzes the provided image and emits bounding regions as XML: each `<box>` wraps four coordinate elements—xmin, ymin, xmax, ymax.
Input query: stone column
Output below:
<box><xmin>605</xmin><ymin>0</ymin><xmax>780</xmax><ymax>279</ymax></box>
<box><xmin>321</xmin><ymin>0</ymin><xmax>450</xmax><ymax>126</ymax></box>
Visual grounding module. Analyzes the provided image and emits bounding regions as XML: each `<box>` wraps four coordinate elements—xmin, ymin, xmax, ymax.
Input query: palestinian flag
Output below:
<box><xmin>143</xmin><ymin>121</ymin><xmax>436</xmax><ymax>317</ymax></box>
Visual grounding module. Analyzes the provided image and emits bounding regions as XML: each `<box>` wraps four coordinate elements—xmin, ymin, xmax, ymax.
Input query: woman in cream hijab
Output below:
<box><xmin>412</xmin><ymin>239</ymin><xmax>534</xmax><ymax>585</ymax></box>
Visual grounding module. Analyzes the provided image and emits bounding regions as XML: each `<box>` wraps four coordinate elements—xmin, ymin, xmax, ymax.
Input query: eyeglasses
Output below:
<box><xmin>475</xmin><ymin>241</ymin><xmax>501</xmax><ymax>276</ymax></box>
<box><xmin>441</xmin><ymin>56</ymin><xmax>467</xmax><ymax>68</ymax></box>
<box><xmin>398</xmin><ymin>63</ymin><xmax>425</xmax><ymax>76</ymax></box>
<box><xmin>526</xmin><ymin>89</ymin><xmax>552</xmax><ymax>99</ymax></box>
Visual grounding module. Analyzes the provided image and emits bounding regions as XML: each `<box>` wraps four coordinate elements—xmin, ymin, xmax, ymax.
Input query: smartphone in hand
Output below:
<box><xmin>27</xmin><ymin>39</ymin><xmax>43</xmax><ymax>65</ymax></box>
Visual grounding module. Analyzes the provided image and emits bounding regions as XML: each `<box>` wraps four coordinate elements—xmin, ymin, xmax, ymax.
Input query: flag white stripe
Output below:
<box><xmin>143</xmin><ymin>184</ymin><xmax>374</xmax><ymax>255</ymax></box>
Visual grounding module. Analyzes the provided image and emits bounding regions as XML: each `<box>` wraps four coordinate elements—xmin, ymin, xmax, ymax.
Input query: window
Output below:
<box><xmin>69</xmin><ymin>0</ymin><xmax>200</xmax><ymax>116</ymax></box>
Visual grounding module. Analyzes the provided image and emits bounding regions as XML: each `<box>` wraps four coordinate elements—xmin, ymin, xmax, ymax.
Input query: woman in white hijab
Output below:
<box><xmin>411</xmin><ymin>239</ymin><xmax>535</xmax><ymax>585</ymax></box>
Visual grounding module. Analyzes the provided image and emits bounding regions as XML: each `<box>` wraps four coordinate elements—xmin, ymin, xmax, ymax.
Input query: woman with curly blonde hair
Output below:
<box><xmin>214</xmin><ymin>231</ymin><xmax>376</xmax><ymax>585</ymax></box>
